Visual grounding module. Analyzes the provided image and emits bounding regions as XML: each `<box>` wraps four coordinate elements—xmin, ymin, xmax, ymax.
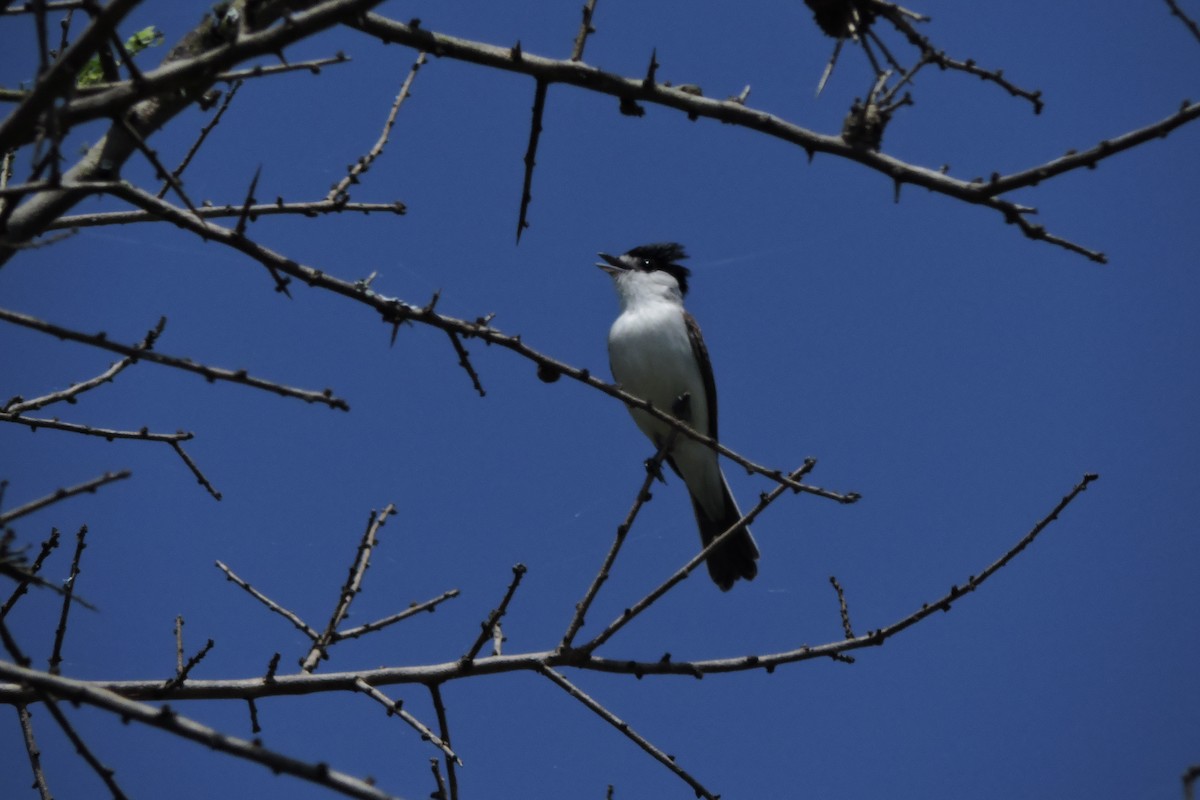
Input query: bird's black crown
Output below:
<box><xmin>625</xmin><ymin>242</ymin><xmax>691</xmax><ymax>296</ymax></box>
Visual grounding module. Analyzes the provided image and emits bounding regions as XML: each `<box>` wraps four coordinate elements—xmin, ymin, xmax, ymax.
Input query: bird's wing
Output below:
<box><xmin>683</xmin><ymin>311</ymin><xmax>719</xmax><ymax>440</ymax></box>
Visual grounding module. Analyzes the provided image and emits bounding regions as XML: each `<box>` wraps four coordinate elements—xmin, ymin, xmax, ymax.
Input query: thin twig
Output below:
<box><xmin>334</xmin><ymin>589</ymin><xmax>460</xmax><ymax>641</ymax></box>
<box><xmin>39</xmin><ymin>693</ymin><xmax>129</xmax><ymax>799</ymax></box>
<box><xmin>162</xmin><ymin>639</ymin><xmax>215</xmax><ymax>691</ymax></box>
<box><xmin>0</xmin><ymin>528</ymin><xmax>61</xmax><ymax>619</ymax></box>
<box><xmin>462</xmin><ymin>564</ymin><xmax>527</xmax><ymax>663</ymax></box>
<box><xmin>829</xmin><ymin>575</ymin><xmax>855</xmax><ymax>639</ymax></box>
<box><xmin>48</xmin><ymin>524</ymin><xmax>87</xmax><ymax>675</ymax></box>
<box><xmin>50</xmin><ymin>198</ymin><xmax>406</xmax><ymax>229</ymax></box>
<box><xmin>217</xmin><ymin>53</ymin><xmax>351</xmax><ymax>82</ymax></box>
<box><xmin>560</xmin><ymin>430</ymin><xmax>677</xmax><ymax>650</ymax></box>
<box><xmin>515</xmin><ymin>79</ymin><xmax>548</xmax><ymax>243</ymax></box>
<box><xmin>1164</xmin><ymin>0</ymin><xmax>1200</xmax><ymax>43</ymax></box>
<box><xmin>157</xmin><ymin>79</ymin><xmax>242</xmax><ymax>199</ymax></box>
<box><xmin>170</xmin><ymin>441</ymin><xmax>222</xmax><ymax>500</ymax></box>
<box><xmin>215</xmin><ymin>560</ymin><xmax>319</xmax><ymax>640</ymax></box>
<box><xmin>174</xmin><ymin>615</ymin><xmax>185</xmax><ymax>674</ymax></box>
<box><xmin>0</xmin><ymin>410</ymin><xmax>191</xmax><ymax>442</ymax></box>
<box><xmin>327</xmin><ymin>51</ymin><xmax>425</xmax><ymax>202</ymax></box>
<box><xmin>115</xmin><ymin>115</ymin><xmax>206</xmax><ymax>223</ymax></box>
<box><xmin>0</xmin><ymin>470</ymin><xmax>131</xmax><ymax>526</ymax></box>
<box><xmin>429</xmin><ymin>757</ymin><xmax>448</xmax><ymax>800</ymax></box>
<box><xmin>580</xmin><ymin>462</ymin><xmax>814</xmax><ymax>654</ymax></box>
<box><xmin>444</xmin><ymin>330</ymin><xmax>485</xmax><ymax>396</ymax></box>
<box><xmin>540</xmin><ymin>665</ymin><xmax>717</xmax><ymax>800</ymax></box>
<box><xmin>16</xmin><ymin>704</ymin><xmax>53</xmax><ymax>800</ymax></box>
<box><xmin>301</xmin><ymin>504</ymin><xmax>395</xmax><ymax>672</ymax></box>
<box><xmin>570</xmin><ymin>0</ymin><xmax>599</xmax><ymax>61</ymax></box>
<box><xmin>0</xmin><ymin>307</ymin><xmax>350</xmax><ymax>410</ymax></box>
<box><xmin>4</xmin><ymin>317</ymin><xmax>164</xmax><ymax>414</ymax></box>
<box><xmin>353</xmin><ymin>677</ymin><xmax>461</xmax><ymax>764</ymax></box>
<box><xmin>428</xmin><ymin>683</ymin><xmax>458</xmax><ymax>800</ymax></box>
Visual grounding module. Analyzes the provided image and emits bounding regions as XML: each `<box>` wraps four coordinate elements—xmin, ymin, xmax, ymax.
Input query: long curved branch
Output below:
<box><xmin>0</xmin><ymin>473</ymin><xmax>1097</xmax><ymax>704</ymax></box>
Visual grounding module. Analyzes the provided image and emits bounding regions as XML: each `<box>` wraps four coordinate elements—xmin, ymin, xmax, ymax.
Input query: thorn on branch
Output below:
<box><xmin>516</xmin><ymin>80</ymin><xmax>548</xmax><ymax>243</ymax></box>
<box><xmin>445</xmin><ymin>330</ymin><xmax>486</xmax><ymax>397</ymax></box>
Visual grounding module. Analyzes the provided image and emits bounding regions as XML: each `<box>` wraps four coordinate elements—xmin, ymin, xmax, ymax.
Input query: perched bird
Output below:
<box><xmin>597</xmin><ymin>243</ymin><xmax>759</xmax><ymax>590</ymax></box>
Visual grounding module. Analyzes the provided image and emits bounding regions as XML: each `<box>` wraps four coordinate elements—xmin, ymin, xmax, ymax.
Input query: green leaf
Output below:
<box><xmin>76</xmin><ymin>26</ymin><xmax>165</xmax><ymax>88</ymax></box>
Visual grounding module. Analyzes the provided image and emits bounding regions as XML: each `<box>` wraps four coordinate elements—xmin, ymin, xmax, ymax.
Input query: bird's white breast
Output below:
<box><xmin>608</xmin><ymin>300</ymin><xmax>710</xmax><ymax>443</ymax></box>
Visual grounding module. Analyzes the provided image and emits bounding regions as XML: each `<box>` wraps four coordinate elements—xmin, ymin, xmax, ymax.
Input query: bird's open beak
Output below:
<box><xmin>596</xmin><ymin>252</ymin><xmax>625</xmax><ymax>274</ymax></box>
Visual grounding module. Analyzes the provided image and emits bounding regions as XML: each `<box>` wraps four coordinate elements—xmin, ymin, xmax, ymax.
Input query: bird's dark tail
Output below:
<box><xmin>689</xmin><ymin>477</ymin><xmax>760</xmax><ymax>591</ymax></box>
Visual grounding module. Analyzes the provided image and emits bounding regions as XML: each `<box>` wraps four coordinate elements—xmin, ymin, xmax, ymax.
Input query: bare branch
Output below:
<box><xmin>0</xmin><ymin>659</ymin><xmax>405</xmax><ymax>800</ymax></box>
<box><xmin>829</xmin><ymin>575</ymin><xmax>855</xmax><ymax>639</ymax></box>
<box><xmin>428</xmin><ymin>683</ymin><xmax>458</xmax><ymax>800</ymax></box>
<box><xmin>4</xmin><ymin>316</ymin><xmax>164</xmax><ymax>415</ymax></box>
<box><xmin>333</xmin><ymin>590</ymin><xmax>461</xmax><ymax>642</ymax></box>
<box><xmin>462</xmin><ymin>564</ymin><xmax>527</xmax><ymax>663</ymax></box>
<box><xmin>570</xmin><ymin>0</ymin><xmax>600</xmax><ymax>61</ymax></box>
<box><xmin>986</xmin><ymin>100</ymin><xmax>1200</xmax><ymax>196</ymax></box>
<box><xmin>0</xmin><ymin>470</ymin><xmax>131</xmax><ymax>527</ymax></box>
<box><xmin>0</xmin><ymin>528</ymin><xmax>60</xmax><ymax>619</ymax></box>
<box><xmin>156</xmin><ymin>80</ymin><xmax>243</xmax><ymax>200</ymax></box>
<box><xmin>327</xmin><ymin>51</ymin><xmax>426</xmax><ymax>203</ymax></box>
<box><xmin>38</xmin><ymin>693</ymin><xmax>129</xmax><ymax>799</ymax></box>
<box><xmin>579</xmin><ymin>462</ymin><xmax>815</xmax><ymax>655</ymax></box>
<box><xmin>0</xmin><ymin>0</ymin><xmax>140</xmax><ymax>153</ymax></box>
<box><xmin>49</xmin><ymin>198</ymin><xmax>406</xmax><ymax>229</ymax></box>
<box><xmin>353</xmin><ymin>677</ymin><xmax>461</xmax><ymax>764</ymax></box>
<box><xmin>515</xmin><ymin>79</ymin><xmax>548</xmax><ymax>243</ymax></box>
<box><xmin>444</xmin><ymin>330</ymin><xmax>485</xmax><ymax>397</ymax></box>
<box><xmin>560</xmin><ymin>430</ymin><xmax>678</xmax><ymax>650</ymax></box>
<box><xmin>162</xmin><ymin>639</ymin><xmax>215</xmax><ymax>692</ymax></box>
<box><xmin>302</xmin><ymin>504</ymin><xmax>395</xmax><ymax>672</ymax></box>
<box><xmin>47</xmin><ymin>525</ymin><xmax>87</xmax><ymax>675</ymax></box>
<box><xmin>214</xmin><ymin>560</ymin><xmax>319</xmax><ymax>641</ymax></box>
<box><xmin>1164</xmin><ymin>0</ymin><xmax>1200</xmax><ymax>43</ymax></box>
<box><xmin>0</xmin><ymin>307</ymin><xmax>351</xmax><ymax>410</ymax></box>
<box><xmin>540</xmin><ymin>665</ymin><xmax>717</xmax><ymax>800</ymax></box>
<box><xmin>16</xmin><ymin>704</ymin><xmax>52</xmax><ymax>800</ymax></box>
<box><xmin>345</xmin><ymin>14</ymin><xmax>1200</xmax><ymax>261</ymax></box>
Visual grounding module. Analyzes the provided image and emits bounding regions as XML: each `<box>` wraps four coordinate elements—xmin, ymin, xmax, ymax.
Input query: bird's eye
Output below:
<box><xmin>641</xmin><ymin>259</ymin><xmax>652</xmax><ymax>268</ymax></box>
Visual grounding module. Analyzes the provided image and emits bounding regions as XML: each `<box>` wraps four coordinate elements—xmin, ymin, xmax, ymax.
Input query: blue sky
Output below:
<box><xmin>2</xmin><ymin>1</ymin><xmax>1198</xmax><ymax>798</ymax></box>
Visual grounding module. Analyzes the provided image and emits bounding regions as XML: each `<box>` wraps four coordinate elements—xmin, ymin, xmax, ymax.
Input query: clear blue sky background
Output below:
<box><xmin>2</xmin><ymin>1</ymin><xmax>1198</xmax><ymax>798</ymax></box>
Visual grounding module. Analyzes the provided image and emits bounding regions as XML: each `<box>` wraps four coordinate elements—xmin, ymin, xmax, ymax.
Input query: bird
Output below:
<box><xmin>596</xmin><ymin>242</ymin><xmax>759</xmax><ymax>590</ymax></box>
